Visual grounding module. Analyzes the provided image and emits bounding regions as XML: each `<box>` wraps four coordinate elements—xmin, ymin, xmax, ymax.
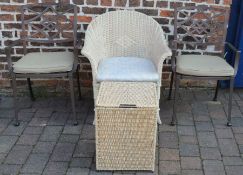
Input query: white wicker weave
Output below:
<box><xmin>95</xmin><ymin>82</ymin><xmax>158</xmax><ymax>171</ymax></box>
<box><xmin>81</xmin><ymin>10</ymin><xmax>172</xmax><ymax>124</ymax></box>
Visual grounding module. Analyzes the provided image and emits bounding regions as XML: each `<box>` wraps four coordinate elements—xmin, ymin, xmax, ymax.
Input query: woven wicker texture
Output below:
<box><xmin>81</xmin><ymin>10</ymin><xmax>172</xmax><ymax>101</ymax></box>
<box><xmin>96</xmin><ymin>82</ymin><xmax>158</xmax><ymax>108</ymax></box>
<box><xmin>95</xmin><ymin>82</ymin><xmax>157</xmax><ymax>171</ymax></box>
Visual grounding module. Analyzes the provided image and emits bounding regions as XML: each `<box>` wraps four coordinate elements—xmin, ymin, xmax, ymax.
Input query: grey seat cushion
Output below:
<box><xmin>96</xmin><ymin>57</ymin><xmax>159</xmax><ymax>82</ymax></box>
<box><xmin>176</xmin><ymin>54</ymin><xmax>234</xmax><ymax>77</ymax></box>
<box><xmin>13</xmin><ymin>52</ymin><xmax>74</xmax><ymax>74</ymax></box>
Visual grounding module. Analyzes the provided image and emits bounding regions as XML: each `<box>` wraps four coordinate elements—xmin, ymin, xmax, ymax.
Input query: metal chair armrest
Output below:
<box><xmin>225</xmin><ymin>42</ymin><xmax>241</xmax><ymax>76</ymax></box>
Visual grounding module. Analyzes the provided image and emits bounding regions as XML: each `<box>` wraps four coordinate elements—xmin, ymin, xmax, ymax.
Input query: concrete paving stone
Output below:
<box><xmin>0</xmin><ymin>153</ymin><xmax>6</xmax><ymax>164</ymax></box>
<box><xmin>222</xmin><ymin>157</ymin><xmax>243</xmax><ymax>166</ymax></box>
<box><xmin>218</xmin><ymin>139</ymin><xmax>240</xmax><ymax>156</ymax></box>
<box><xmin>80</xmin><ymin>124</ymin><xmax>95</xmax><ymax>139</ymax></box>
<box><xmin>192</xmin><ymin>103</ymin><xmax>208</xmax><ymax>116</ymax></box>
<box><xmin>62</xmin><ymin>124</ymin><xmax>83</xmax><ymax>135</ymax></box>
<box><xmin>48</xmin><ymin>112</ymin><xmax>69</xmax><ymax>125</ymax></box>
<box><xmin>159</xmin><ymin>148</ymin><xmax>179</xmax><ymax>161</ymax></box>
<box><xmin>179</xmin><ymin>144</ymin><xmax>200</xmax><ymax>157</ymax></box>
<box><xmin>23</xmin><ymin>126</ymin><xmax>44</xmax><ymax>135</ymax></box>
<box><xmin>2</xmin><ymin>122</ymin><xmax>27</xmax><ymax>136</ymax></box>
<box><xmin>0</xmin><ymin>118</ymin><xmax>11</xmax><ymax>133</ymax></box>
<box><xmin>181</xmin><ymin>169</ymin><xmax>203</xmax><ymax>175</ymax></box>
<box><xmin>39</xmin><ymin>126</ymin><xmax>63</xmax><ymax>142</ymax></box>
<box><xmin>159</xmin><ymin>124</ymin><xmax>176</xmax><ymax>132</ymax></box>
<box><xmin>193</xmin><ymin>114</ymin><xmax>211</xmax><ymax>122</ymax></box>
<box><xmin>88</xmin><ymin>170</ymin><xmax>112</xmax><ymax>175</ymax></box>
<box><xmin>234</xmin><ymin>133</ymin><xmax>243</xmax><ymax>145</ymax></box>
<box><xmin>231</xmin><ymin>117</ymin><xmax>243</xmax><ymax>127</ymax></box>
<box><xmin>209</xmin><ymin>110</ymin><xmax>227</xmax><ymax>120</ymax></box>
<box><xmin>21</xmin><ymin>153</ymin><xmax>50</xmax><ymax>174</ymax></box>
<box><xmin>5</xmin><ymin>145</ymin><xmax>32</xmax><ymax>164</ymax></box>
<box><xmin>239</xmin><ymin>145</ymin><xmax>243</xmax><ymax>154</ymax></box>
<box><xmin>0</xmin><ymin>97</ymin><xmax>14</xmax><ymax>108</ymax></box>
<box><xmin>215</xmin><ymin>128</ymin><xmax>234</xmax><ymax>139</ymax></box>
<box><xmin>0</xmin><ymin>109</ymin><xmax>14</xmax><ymax>118</ymax></box>
<box><xmin>200</xmin><ymin>147</ymin><xmax>222</xmax><ymax>160</ymax></box>
<box><xmin>28</xmin><ymin>117</ymin><xmax>49</xmax><ymax>127</ymax></box>
<box><xmin>179</xmin><ymin>135</ymin><xmax>198</xmax><ymax>144</ymax></box>
<box><xmin>50</xmin><ymin>142</ymin><xmax>75</xmax><ymax>161</ymax></box>
<box><xmin>195</xmin><ymin>122</ymin><xmax>214</xmax><ymax>132</ymax></box>
<box><xmin>59</xmin><ymin>134</ymin><xmax>79</xmax><ymax>143</ymax></box>
<box><xmin>32</xmin><ymin>99</ymin><xmax>50</xmax><ymax>108</ymax></box>
<box><xmin>70</xmin><ymin>157</ymin><xmax>93</xmax><ymax>168</ymax></box>
<box><xmin>232</xmin><ymin>126</ymin><xmax>243</xmax><ymax>133</ymax></box>
<box><xmin>34</xmin><ymin>108</ymin><xmax>53</xmax><ymax>118</ymax></box>
<box><xmin>176</xmin><ymin>113</ymin><xmax>194</xmax><ymax>126</ymax></box>
<box><xmin>178</xmin><ymin>125</ymin><xmax>196</xmax><ymax>136</ymax></box>
<box><xmin>0</xmin><ymin>164</ymin><xmax>22</xmax><ymax>175</ymax></box>
<box><xmin>33</xmin><ymin>141</ymin><xmax>56</xmax><ymax>153</ymax></box>
<box><xmin>225</xmin><ymin>166</ymin><xmax>243</xmax><ymax>175</ymax></box>
<box><xmin>66</xmin><ymin>168</ymin><xmax>89</xmax><ymax>175</ymax></box>
<box><xmin>73</xmin><ymin>140</ymin><xmax>95</xmax><ymax>158</ymax></box>
<box><xmin>159</xmin><ymin>132</ymin><xmax>179</xmax><ymax>149</ymax></box>
<box><xmin>0</xmin><ymin>135</ymin><xmax>18</xmax><ymax>153</ymax></box>
<box><xmin>181</xmin><ymin>157</ymin><xmax>202</xmax><ymax>170</ymax></box>
<box><xmin>43</xmin><ymin>161</ymin><xmax>68</xmax><ymax>175</ymax></box>
<box><xmin>17</xmin><ymin>134</ymin><xmax>40</xmax><ymax>145</ymax></box>
<box><xmin>203</xmin><ymin>160</ymin><xmax>225</xmax><ymax>175</ymax></box>
<box><xmin>198</xmin><ymin>132</ymin><xmax>218</xmax><ymax>147</ymax></box>
<box><xmin>159</xmin><ymin>161</ymin><xmax>181</xmax><ymax>175</ymax></box>
<box><xmin>18</xmin><ymin>112</ymin><xmax>34</xmax><ymax>122</ymax></box>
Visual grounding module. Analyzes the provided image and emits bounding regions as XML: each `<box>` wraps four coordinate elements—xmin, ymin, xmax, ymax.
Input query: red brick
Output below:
<box><xmin>0</xmin><ymin>14</ymin><xmax>14</xmax><ymax>21</ymax></box>
<box><xmin>101</xmin><ymin>0</ymin><xmax>112</xmax><ymax>6</ymax></box>
<box><xmin>160</xmin><ymin>10</ymin><xmax>174</xmax><ymax>17</ymax></box>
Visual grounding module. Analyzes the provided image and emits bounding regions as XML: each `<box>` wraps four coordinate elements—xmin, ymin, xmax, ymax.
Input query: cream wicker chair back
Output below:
<box><xmin>82</xmin><ymin>10</ymin><xmax>172</xmax><ymax>124</ymax></box>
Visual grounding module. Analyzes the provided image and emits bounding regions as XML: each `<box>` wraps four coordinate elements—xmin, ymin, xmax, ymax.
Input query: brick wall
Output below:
<box><xmin>0</xmin><ymin>0</ymin><xmax>232</xmax><ymax>95</ymax></box>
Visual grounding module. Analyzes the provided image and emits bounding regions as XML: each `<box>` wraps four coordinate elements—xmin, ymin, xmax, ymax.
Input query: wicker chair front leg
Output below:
<box><xmin>69</xmin><ymin>73</ymin><xmax>78</xmax><ymax>125</ymax></box>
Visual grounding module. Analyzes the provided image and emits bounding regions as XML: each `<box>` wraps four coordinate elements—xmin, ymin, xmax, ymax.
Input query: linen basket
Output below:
<box><xmin>95</xmin><ymin>82</ymin><xmax>158</xmax><ymax>171</ymax></box>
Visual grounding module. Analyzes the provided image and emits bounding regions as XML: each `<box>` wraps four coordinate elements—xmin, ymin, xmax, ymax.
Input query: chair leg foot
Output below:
<box><xmin>227</xmin><ymin>122</ymin><xmax>232</xmax><ymax>127</ymax></box>
<box><xmin>14</xmin><ymin>121</ymin><xmax>20</xmax><ymax>127</ymax></box>
<box><xmin>170</xmin><ymin>120</ymin><xmax>175</xmax><ymax>126</ymax></box>
<box><xmin>73</xmin><ymin>121</ymin><xmax>78</xmax><ymax>126</ymax></box>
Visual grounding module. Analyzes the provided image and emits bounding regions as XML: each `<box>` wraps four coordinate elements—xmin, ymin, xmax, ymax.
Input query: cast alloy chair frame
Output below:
<box><xmin>168</xmin><ymin>5</ymin><xmax>241</xmax><ymax>126</ymax></box>
<box><xmin>5</xmin><ymin>3</ymin><xmax>82</xmax><ymax>126</ymax></box>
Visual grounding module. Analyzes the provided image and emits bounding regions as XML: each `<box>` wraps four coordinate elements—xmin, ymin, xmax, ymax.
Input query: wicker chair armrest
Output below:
<box><xmin>5</xmin><ymin>39</ymin><xmax>23</xmax><ymax>73</ymax></box>
<box><xmin>225</xmin><ymin>42</ymin><xmax>241</xmax><ymax>76</ymax></box>
<box><xmin>150</xmin><ymin>32</ymin><xmax>172</xmax><ymax>75</ymax></box>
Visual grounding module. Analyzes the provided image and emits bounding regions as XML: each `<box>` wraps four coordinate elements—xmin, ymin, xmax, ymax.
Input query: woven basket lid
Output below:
<box><xmin>96</xmin><ymin>82</ymin><xmax>158</xmax><ymax>108</ymax></box>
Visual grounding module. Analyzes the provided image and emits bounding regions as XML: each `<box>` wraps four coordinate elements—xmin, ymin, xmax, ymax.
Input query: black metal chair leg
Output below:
<box><xmin>171</xmin><ymin>73</ymin><xmax>179</xmax><ymax>126</ymax></box>
<box><xmin>168</xmin><ymin>71</ymin><xmax>174</xmax><ymax>100</ymax></box>
<box><xmin>12</xmin><ymin>76</ymin><xmax>20</xmax><ymax>126</ymax></box>
<box><xmin>69</xmin><ymin>74</ymin><xmax>78</xmax><ymax>126</ymax></box>
<box><xmin>27</xmin><ymin>78</ymin><xmax>35</xmax><ymax>101</ymax></box>
<box><xmin>227</xmin><ymin>77</ymin><xmax>234</xmax><ymax>127</ymax></box>
<box><xmin>76</xmin><ymin>65</ymin><xmax>82</xmax><ymax>100</ymax></box>
<box><xmin>213</xmin><ymin>80</ymin><xmax>220</xmax><ymax>101</ymax></box>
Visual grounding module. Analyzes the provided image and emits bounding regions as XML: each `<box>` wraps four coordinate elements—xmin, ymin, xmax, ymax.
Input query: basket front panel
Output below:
<box><xmin>96</xmin><ymin>108</ymin><xmax>157</xmax><ymax>171</ymax></box>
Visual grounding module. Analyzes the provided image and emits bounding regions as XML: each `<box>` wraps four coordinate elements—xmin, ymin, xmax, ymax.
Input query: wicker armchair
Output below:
<box><xmin>82</xmin><ymin>10</ymin><xmax>172</xmax><ymax>124</ymax></box>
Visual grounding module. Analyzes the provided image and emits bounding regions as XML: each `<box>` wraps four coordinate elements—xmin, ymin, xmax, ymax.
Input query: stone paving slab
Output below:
<box><xmin>1</xmin><ymin>89</ymin><xmax>243</xmax><ymax>174</ymax></box>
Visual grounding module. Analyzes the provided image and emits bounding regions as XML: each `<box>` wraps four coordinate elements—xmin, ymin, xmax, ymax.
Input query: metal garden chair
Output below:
<box><xmin>5</xmin><ymin>3</ymin><xmax>81</xmax><ymax>126</ymax></box>
<box><xmin>168</xmin><ymin>5</ymin><xmax>241</xmax><ymax>126</ymax></box>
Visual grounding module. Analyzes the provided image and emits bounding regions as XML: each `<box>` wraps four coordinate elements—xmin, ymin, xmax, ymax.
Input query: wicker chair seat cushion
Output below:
<box><xmin>96</xmin><ymin>57</ymin><xmax>159</xmax><ymax>82</ymax></box>
<box><xmin>176</xmin><ymin>55</ymin><xmax>234</xmax><ymax>76</ymax></box>
<box><xmin>13</xmin><ymin>52</ymin><xmax>74</xmax><ymax>73</ymax></box>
